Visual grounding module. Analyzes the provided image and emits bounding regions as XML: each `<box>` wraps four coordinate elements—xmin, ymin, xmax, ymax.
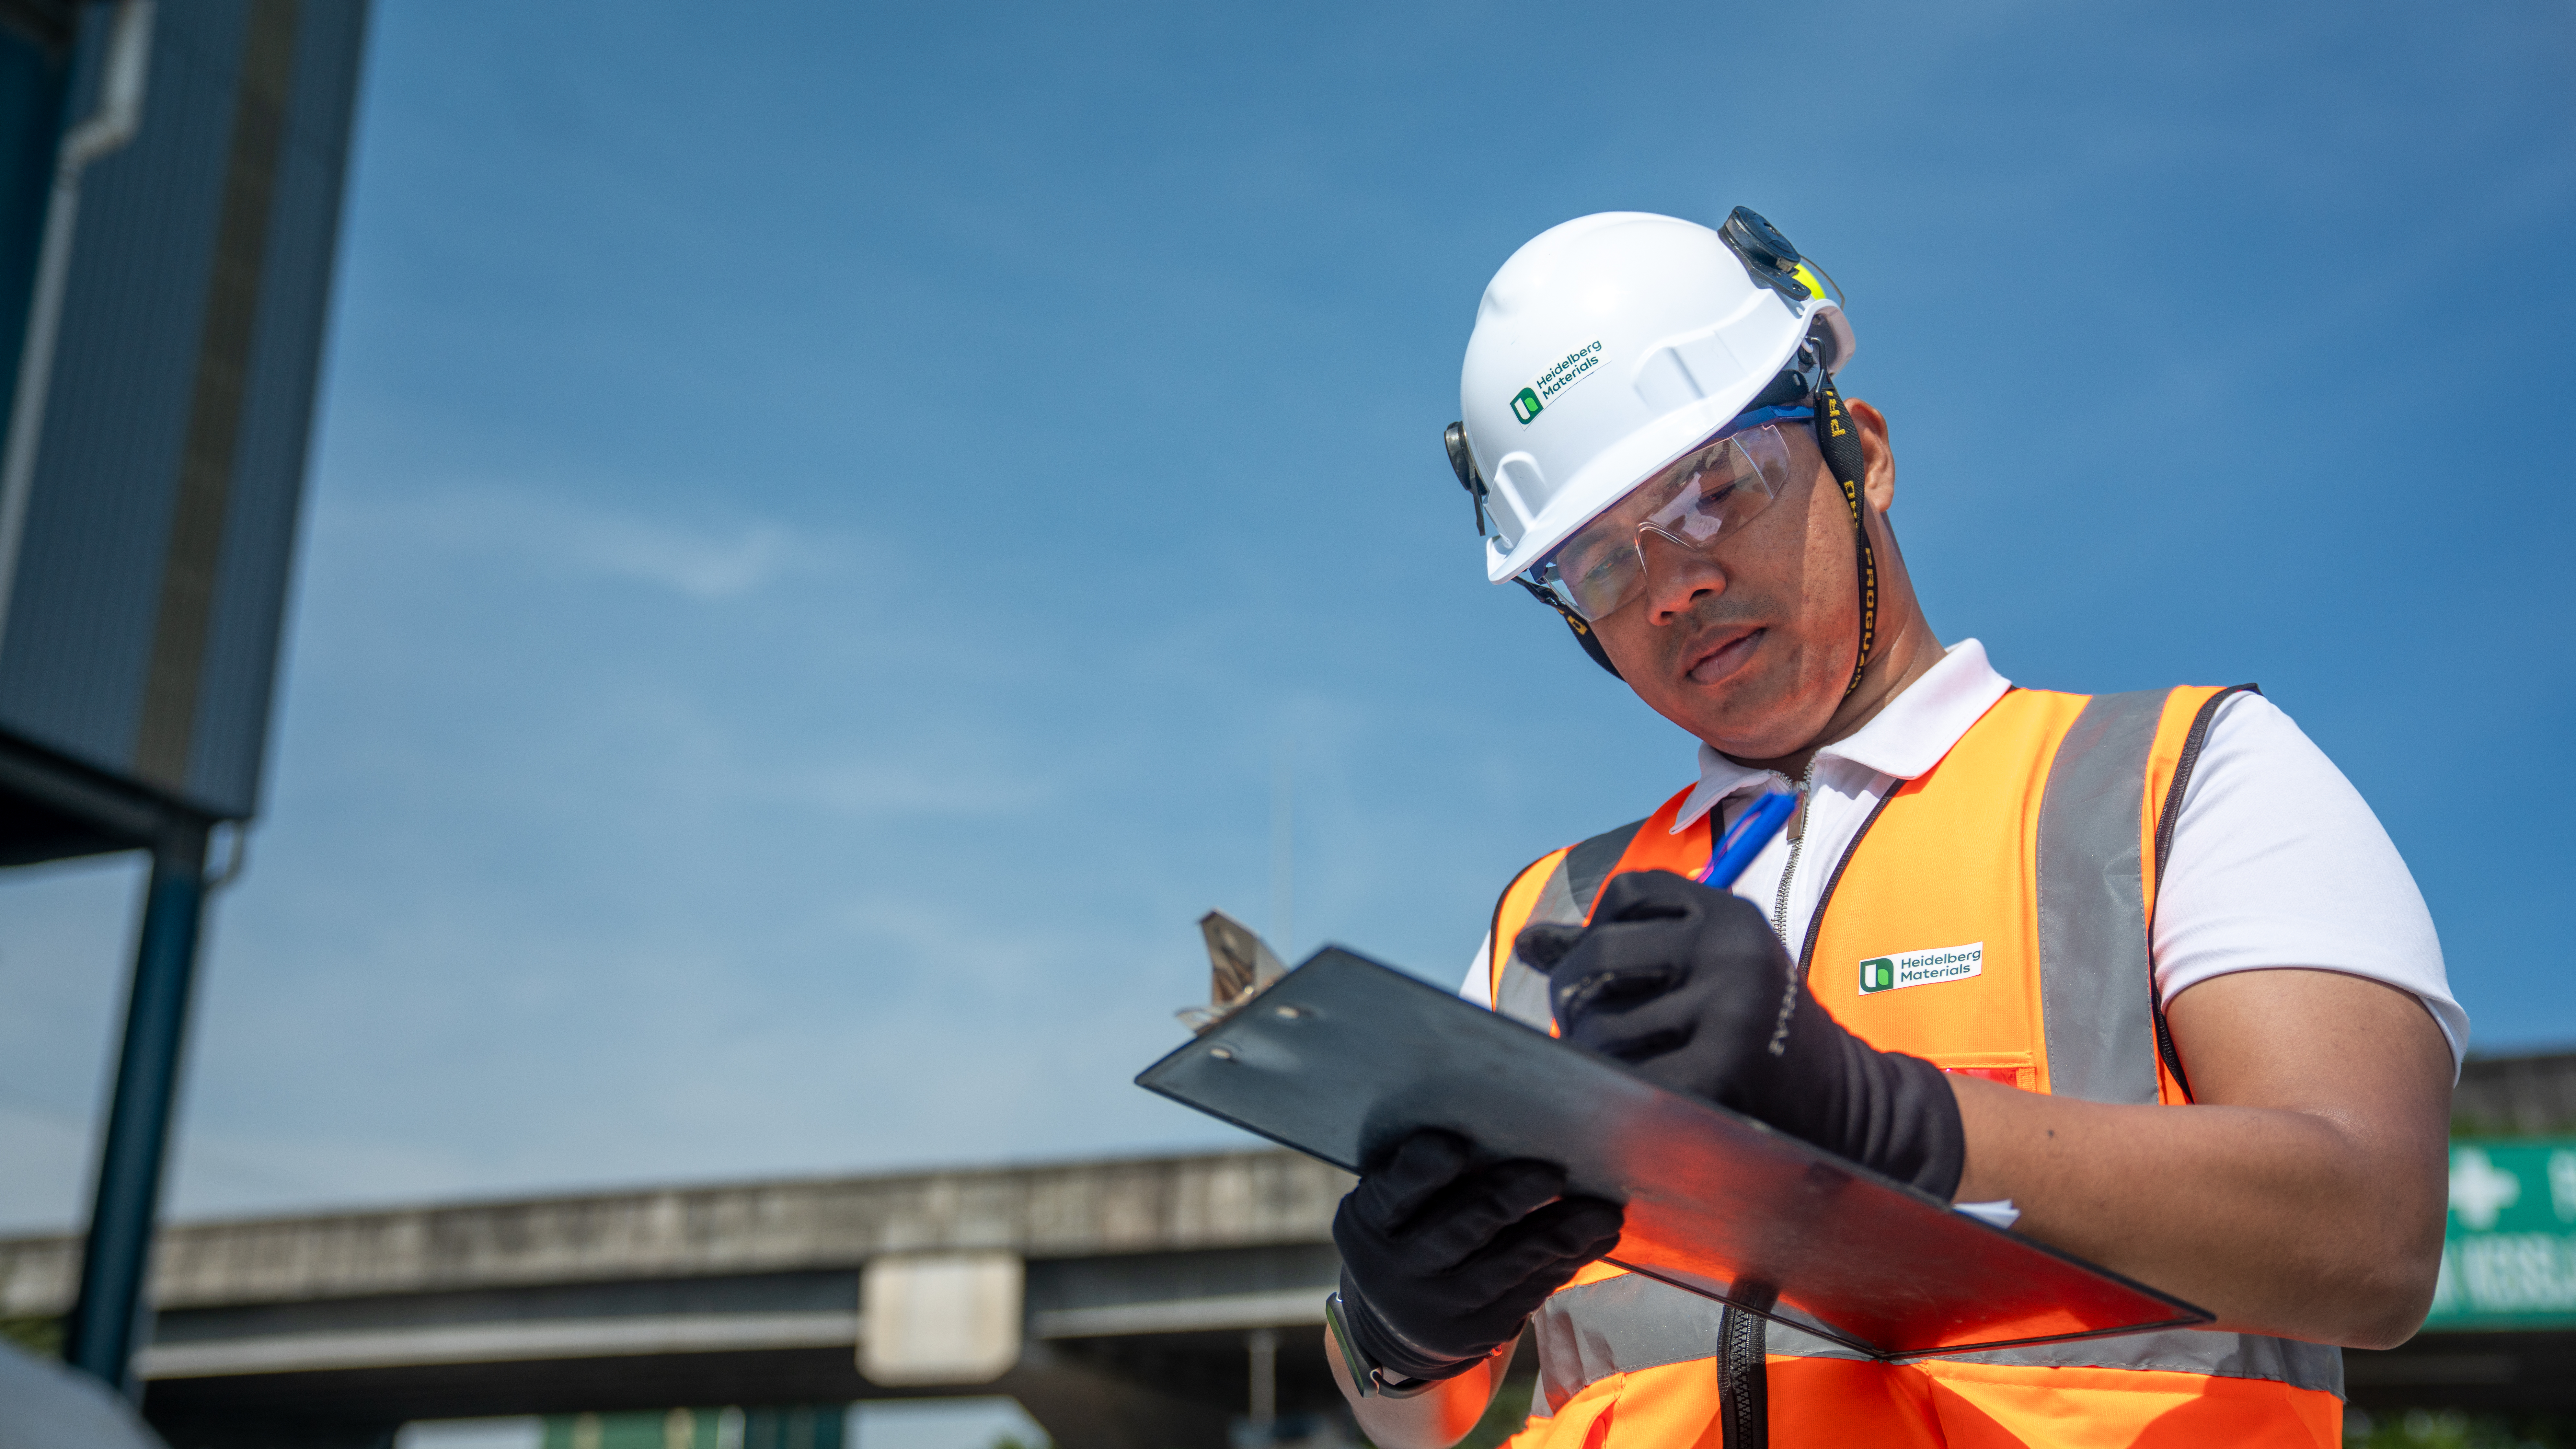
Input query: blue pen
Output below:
<box><xmin>1697</xmin><ymin>788</ymin><xmax>1798</xmax><ymax>890</ymax></box>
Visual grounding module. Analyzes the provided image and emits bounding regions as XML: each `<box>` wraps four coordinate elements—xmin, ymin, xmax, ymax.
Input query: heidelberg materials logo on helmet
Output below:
<box><xmin>1511</xmin><ymin>340</ymin><xmax>1605</xmax><ymax>424</ymax></box>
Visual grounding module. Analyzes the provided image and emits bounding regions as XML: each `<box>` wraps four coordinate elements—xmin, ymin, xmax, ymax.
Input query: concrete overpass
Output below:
<box><xmin>0</xmin><ymin>1150</ymin><xmax>1355</xmax><ymax>1449</ymax></box>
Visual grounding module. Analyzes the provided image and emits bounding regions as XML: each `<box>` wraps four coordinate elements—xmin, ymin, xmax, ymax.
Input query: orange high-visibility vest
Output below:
<box><xmin>1483</xmin><ymin>685</ymin><xmax>2345</xmax><ymax>1449</ymax></box>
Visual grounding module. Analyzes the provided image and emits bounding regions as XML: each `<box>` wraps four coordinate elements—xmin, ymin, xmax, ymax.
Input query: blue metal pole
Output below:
<box><xmin>63</xmin><ymin>817</ymin><xmax>211</xmax><ymax>1397</ymax></box>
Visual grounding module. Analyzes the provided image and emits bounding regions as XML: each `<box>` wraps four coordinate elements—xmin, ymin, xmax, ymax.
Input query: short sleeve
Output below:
<box><xmin>1460</xmin><ymin>933</ymin><xmax>1493</xmax><ymax>1006</ymax></box>
<box><xmin>2152</xmin><ymin>692</ymin><xmax>2466</xmax><ymax>1069</ymax></box>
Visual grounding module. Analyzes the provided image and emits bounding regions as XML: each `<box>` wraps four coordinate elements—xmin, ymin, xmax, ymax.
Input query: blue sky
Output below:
<box><xmin>1</xmin><ymin>0</ymin><xmax>2570</xmax><ymax>1230</ymax></box>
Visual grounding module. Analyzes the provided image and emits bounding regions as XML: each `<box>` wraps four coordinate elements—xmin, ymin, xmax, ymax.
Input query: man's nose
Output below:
<box><xmin>1637</xmin><ymin>528</ymin><xmax>1725</xmax><ymax>623</ymax></box>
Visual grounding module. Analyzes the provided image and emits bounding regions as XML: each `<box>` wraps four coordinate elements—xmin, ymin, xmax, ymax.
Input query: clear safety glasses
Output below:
<box><xmin>1535</xmin><ymin>412</ymin><xmax>1808</xmax><ymax>622</ymax></box>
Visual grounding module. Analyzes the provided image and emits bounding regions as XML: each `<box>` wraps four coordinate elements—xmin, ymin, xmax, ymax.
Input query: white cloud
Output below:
<box><xmin>552</xmin><ymin>511</ymin><xmax>797</xmax><ymax>599</ymax></box>
<box><xmin>332</xmin><ymin>485</ymin><xmax>822</xmax><ymax>600</ymax></box>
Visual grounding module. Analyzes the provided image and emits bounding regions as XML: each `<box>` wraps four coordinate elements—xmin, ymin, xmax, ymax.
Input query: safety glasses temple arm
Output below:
<box><xmin>1514</xmin><ymin>574</ymin><xmax>1624</xmax><ymax>680</ymax></box>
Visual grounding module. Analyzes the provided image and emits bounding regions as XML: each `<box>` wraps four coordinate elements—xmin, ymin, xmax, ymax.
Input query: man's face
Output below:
<box><xmin>1586</xmin><ymin>420</ymin><xmax>1868</xmax><ymax>761</ymax></box>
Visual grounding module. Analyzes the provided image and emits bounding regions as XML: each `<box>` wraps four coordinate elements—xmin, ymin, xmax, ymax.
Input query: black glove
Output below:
<box><xmin>1331</xmin><ymin>1128</ymin><xmax>1623</xmax><ymax>1384</ymax></box>
<box><xmin>1518</xmin><ymin>869</ymin><xmax>1964</xmax><ymax>1198</ymax></box>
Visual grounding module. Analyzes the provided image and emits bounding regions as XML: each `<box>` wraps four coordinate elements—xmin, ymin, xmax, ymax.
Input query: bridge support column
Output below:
<box><xmin>1001</xmin><ymin>1344</ymin><xmax>1237</xmax><ymax>1449</ymax></box>
<box><xmin>1249</xmin><ymin>1327</ymin><xmax>1277</xmax><ymax>1428</ymax></box>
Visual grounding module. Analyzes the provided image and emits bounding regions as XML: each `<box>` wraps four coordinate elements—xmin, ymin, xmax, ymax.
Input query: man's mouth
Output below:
<box><xmin>1685</xmin><ymin>626</ymin><xmax>1764</xmax><ymax>686</ymax></box>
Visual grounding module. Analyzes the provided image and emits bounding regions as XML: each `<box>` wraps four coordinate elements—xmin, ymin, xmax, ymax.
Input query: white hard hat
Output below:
<box><xmin>1455</xmin><ymin>210</ymin><xmax>1856</xmax><ymax>586</ymax></box>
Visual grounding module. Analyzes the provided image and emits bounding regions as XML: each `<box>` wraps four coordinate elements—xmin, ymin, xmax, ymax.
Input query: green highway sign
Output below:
<box><xmin>2425</xmin><ymin>1137</ymin><xmax>2576</xmax><ymax>1328</ymax></box>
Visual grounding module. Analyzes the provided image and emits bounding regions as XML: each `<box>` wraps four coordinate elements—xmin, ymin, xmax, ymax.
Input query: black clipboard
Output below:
<box><xmin>1136</xmin><ymin>946</ymin><xmax>2211</xmax><ymax>1359</ymax></box>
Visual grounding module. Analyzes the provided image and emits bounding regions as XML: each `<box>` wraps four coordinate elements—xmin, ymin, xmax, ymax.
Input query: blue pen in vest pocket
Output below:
<box><xmin>1699</xmin><ymin>788</ymin><xmax>1798</xmax><ymax>891</ymax></box>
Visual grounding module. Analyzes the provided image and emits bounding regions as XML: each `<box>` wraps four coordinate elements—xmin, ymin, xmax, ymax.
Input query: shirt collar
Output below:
<box><xmin>1670</xmin><ymin>639</ymin><xmax>2013</xmax><ymax>832</ymax></box>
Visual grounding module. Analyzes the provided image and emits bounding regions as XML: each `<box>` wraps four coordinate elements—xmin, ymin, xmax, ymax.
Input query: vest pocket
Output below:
<box><xmin>1933</xmin><ymin>1051</ymin><xmax>2034</xmax><ymax>1091</ymax></box>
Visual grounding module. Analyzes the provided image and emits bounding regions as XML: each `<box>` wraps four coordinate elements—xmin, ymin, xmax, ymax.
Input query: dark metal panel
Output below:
<box><xmin>129</xmin><ymin>0</ymin><xmax>308</xmax><ymax>794</ymax></box>
<box><xmin>0</xmin><ymin>0</ymin><xmax>365</xmax><ymax>822</ymax></box>
<box><xmin>0</xmin><ymin>0</ymin><xmax>247</xmax><ymax>796</ymax></box>
<box><xmin>0</xmin><ymin>727</ymin><xmax>167</xmax><ymax>864</ymax></box>
<box><xmin>184</xmin><ymin>0</ymin><xmax>369</xmax><ymax>814</ymax></box>
<box><xmin>0</xmin><ymin>2</ymin><xmax>79</xmax><ymax>54</ymax></box>
<box><xmin>0</xmin><ymin>14</ymin><xmax>70</xmax><ymax>423</ymax></box>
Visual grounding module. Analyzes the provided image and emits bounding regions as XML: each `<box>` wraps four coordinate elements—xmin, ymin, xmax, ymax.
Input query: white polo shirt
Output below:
<box><xmin>1464</xmin><ymin>640</ymin><xmax>2467</xmax><ymax>1070</ymax></box>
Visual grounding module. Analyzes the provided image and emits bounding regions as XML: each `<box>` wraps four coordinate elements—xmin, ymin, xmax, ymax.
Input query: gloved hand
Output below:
<box><xmin>1517</xmin><ymin>869</ymin><xmax>1964</xmax><ymax>1198</ymax></box>
<box><xmin>1331</xmin><ymin>1128</ymin><xmax>1623</xmax><ymax>1385</ymax></box>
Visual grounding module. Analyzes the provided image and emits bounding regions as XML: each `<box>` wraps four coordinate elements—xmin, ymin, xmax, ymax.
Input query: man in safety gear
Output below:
<box><xmin>1322</xmin><ymin>209</ymin><xmax>2462</xmax><ymax>1448</ymax></box>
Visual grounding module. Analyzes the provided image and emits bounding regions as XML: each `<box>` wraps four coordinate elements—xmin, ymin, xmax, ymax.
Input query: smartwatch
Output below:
<box><xmin>1323</xmin><ymin>1291</ymin><xmax>1441</xmax><ymax>1398</ymax></box>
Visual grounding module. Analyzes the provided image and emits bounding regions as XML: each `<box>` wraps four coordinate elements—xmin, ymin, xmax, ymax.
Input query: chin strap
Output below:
<box><xmin>1452</xmin><ymin>423</ymin><xmax>1628</xmax><ymax>681</ymax></box>
<box><xmin>1812</xmin><ymin>376</ymin><xmax>1879</xmax><ymax>698</ymax></box>
<box><xmin>1515</xmin><ymin>576</ymin><xmax>1624</xmax><ymax>680</ymax></box>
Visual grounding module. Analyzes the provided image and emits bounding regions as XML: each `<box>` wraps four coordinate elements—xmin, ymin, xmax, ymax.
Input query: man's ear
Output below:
<box><xmin>1846</xmin><ymin>398</ymin><xmax>1895</xmax><ymax>513</ymax></box>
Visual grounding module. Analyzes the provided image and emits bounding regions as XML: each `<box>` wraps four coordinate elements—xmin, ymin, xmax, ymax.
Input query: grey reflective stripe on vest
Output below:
<box><xmin>1494</xmin><ymin>864</ymin><xmax>1574</xmax><ymax>1029</ymax></box>
<box><xmin>1564</xmin><ymin>821</ymin><xmax>1644</xmax><ymax>917</ymax></box>
<box><xmin>1941</xmin><ymin>1327</ymin><xmax>2344</xmax><ymax>1394</ymax></box>
<box><xmin>1491</xmin><ymin>819</ymin><xmax>1646</xmax><ymax>1031</ymax></box>
<box><xmin>1528</xmin><ymin>1279</ymin><xmax>2342</xmax><ymax>1408</ymax></box>
<box><xmin>1525</xmin><ymin>1273</ymin><xmax>1867</xmax><ymax>1418</ymax></box>
<box><xmin>1523</xmin><ymin>689</ymin><xmax>2344</xmax><ymax>1406</ymax></box>
<box><xmin>2035</xmin><ymin>689</ymin><xmax>2166</xmax><ymax>1107</ymax></box>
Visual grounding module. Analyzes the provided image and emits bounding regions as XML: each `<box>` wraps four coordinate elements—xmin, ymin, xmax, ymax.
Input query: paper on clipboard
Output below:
<box><xmin>1135</xmin><ymin>945</ymin><xmax>2210</xmax><ymax>1359</ymax></box>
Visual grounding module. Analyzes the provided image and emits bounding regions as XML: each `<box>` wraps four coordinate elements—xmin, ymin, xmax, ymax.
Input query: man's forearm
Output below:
<box><xmin>1324</xmin><ymin>1328</ymin><xmax>1514</xmax><ymax>1449</ymax></box>
<box><xmin>1949</xmin><ymin>969</ymin><xmax>2453</xmax><ymax>1348</ymax></box>
<box><xmin>1952</xmin><ymin>1083</ymin><xmax>2438</xmax><ymax>1344</ymax></box>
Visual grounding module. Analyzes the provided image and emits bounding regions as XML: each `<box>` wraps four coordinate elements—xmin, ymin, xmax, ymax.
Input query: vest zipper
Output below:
<box><xmin>1733</xmin><ymin>764</ymin><xmax>1811</xmax><ymax>1449</ymax></box>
